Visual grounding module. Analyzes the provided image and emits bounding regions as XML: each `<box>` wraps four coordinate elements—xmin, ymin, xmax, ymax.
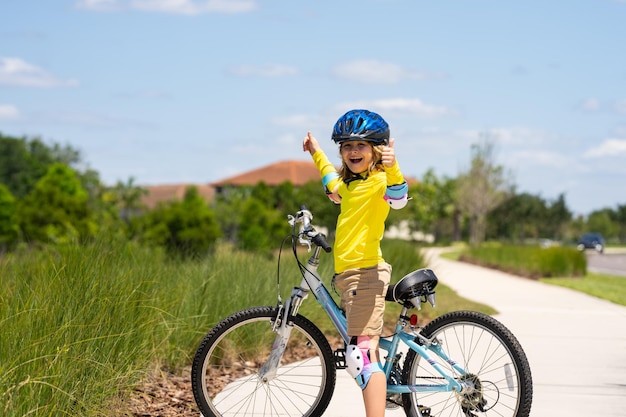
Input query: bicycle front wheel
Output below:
<box><xmin>402</xmin><ymin>310</ymin><xmax>533</xmax><ymax>417</ymax></box>
<box><xmin>191</xmin><ymin>306</ymin><xmax>336</xmax><ymax>417</ymax></box>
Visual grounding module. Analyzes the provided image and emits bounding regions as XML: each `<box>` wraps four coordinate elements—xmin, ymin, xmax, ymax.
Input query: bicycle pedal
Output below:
<box><xmin>333</xmin><ymin>348</ymin><xmax>347</xmax><ymax>369</ymax></box>
<box><xmin>418</xmin><ymin>405</ymin><xmax>432</xmax><ymax>417</ymax></box>
<box><xmin>385</xmin><ymin>395</ymin><xmax>402</xmax><ymax>410</ymax></box>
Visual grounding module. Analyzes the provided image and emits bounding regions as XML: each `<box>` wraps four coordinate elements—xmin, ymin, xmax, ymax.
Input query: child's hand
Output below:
<box><xmin>382</xmin><ymin>138</ymin><xmax>396</xmax><ymax>167</ymax></box>
<box><xmin>303</xmin><ymin>131</ymin><xmax>321</xmax><ymax>155</ymax></box>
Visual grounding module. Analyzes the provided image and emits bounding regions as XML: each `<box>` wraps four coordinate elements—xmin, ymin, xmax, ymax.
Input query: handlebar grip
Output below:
<box><xmin>312</xmin><ymin>233</ymin><xmax>332</xmax><ymax>253</ymax></box>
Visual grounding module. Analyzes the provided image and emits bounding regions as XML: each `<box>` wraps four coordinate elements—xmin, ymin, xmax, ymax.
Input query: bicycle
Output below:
<box><xmin>192</xmin><ymin>207</ymin><xmax>533</xmax><ymax>417</ymax></box>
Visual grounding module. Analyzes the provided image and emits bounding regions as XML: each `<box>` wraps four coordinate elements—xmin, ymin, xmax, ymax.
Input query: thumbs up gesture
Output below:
<box><xmin>381</xmin><ymin>138</ymin><xmax>396</xmax><ymax>167</ymax></box>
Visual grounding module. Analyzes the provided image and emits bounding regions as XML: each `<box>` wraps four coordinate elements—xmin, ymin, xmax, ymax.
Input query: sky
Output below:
<box><xmin>1</xmin><ymin>0</ymin><xmax>625</xmax><ymax>217</ymax></box>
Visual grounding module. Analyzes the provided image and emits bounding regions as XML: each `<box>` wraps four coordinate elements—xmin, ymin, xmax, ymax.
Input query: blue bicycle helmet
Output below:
<box><xmin>331</xmin><ymin>109</ymin><xmax>390</xmax><ymax>146</ymax></box>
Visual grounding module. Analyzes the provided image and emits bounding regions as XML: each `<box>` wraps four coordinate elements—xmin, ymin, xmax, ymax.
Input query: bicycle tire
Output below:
<box><xmin>401</xmin><ymin>310</ymin><xmax>533</xmax><ymax>417</ymax></box>
<box><xmin>191</xmin><ymin>306</ymin><xmax>336</xmax><ymax>417</ymax></box>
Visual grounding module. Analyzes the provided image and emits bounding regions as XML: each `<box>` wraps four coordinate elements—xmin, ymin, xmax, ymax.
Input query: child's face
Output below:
<box><xmin>340</xmin><ymin>140</ymin><xmax>374</xmax><ymax>174</ymax></box>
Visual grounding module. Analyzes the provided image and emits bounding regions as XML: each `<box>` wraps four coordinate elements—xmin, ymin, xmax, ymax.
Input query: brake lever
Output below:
<box><xmin>288</xmin><ymin>213</ymin><xmax>312</xmax><ymax>251</ymax></box>
<box><xmin>299</xmin><ymin>234</ymin><xmax>312</xmax><ymax>251</ymax></box>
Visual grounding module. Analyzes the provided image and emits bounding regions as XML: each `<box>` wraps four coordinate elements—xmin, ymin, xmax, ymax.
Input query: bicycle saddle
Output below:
<box><xmin>386</xmin><ymin>268</ymin><xmax>438</xmax><ymax>309</ymax></box>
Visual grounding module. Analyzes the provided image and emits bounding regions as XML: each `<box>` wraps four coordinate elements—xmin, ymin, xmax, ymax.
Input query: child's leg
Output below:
<box><xmin>361</xmin><ymin>336</ymin><xmax>386</xmax><ymax>417</ymax></box>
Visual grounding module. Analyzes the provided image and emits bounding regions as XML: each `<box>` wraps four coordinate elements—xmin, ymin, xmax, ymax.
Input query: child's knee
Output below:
<box><xmin>345</xmin><ymin>336</ymin><xmax>384</xmax><ymax>390</ymax></box>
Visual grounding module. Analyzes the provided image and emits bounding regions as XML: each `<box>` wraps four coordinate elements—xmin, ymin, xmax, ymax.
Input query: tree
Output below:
<box><xmin>0</xmin><ymin>133</ymin><xmax>82</xmax><ymax>199</ymax></box>
<box><xmin>294</xmin><ymin>181</ymin><xmax>340</xmax><ymax>238</ymax></box>
<box><xmin>17</xmin><ymin>163</ymin><xmax>96</xmax><ymax>244</ymax></box>
<box><xmin>615</xmin><ymin>204</ymin><xmax>626</xmax><ymax>242</ymax></box>
<box><xmin>237</xmin><ymin>197</ymin><xmax>289</xmax><ymax>253</ymax></box>
<box><xmin>488</xmin><ymin>193</ymin><xmax>544</xmax><ymax>241</ymax></box>
<box><xmin>545</xmin><ymin>194</ymin><xmax>572</xmax><ymax>240</ymax></box>
<box><xmin>455</xmin><ymin>139</ymin><xmax>513</xmax><ymax>246</ymax></box>
<box><xmin>140</xmin><ymin>186</ymin><xmax>221</xmax><ymax>258</ymax></box>
<box><xmin>0</xmin><ymin>184</ymin><xmax>19</xmax><ymax>251</ymax></box>
<box><xmin>587</xmin><ymin>208</ymin><xmax>619</xmax><ymax>241</ymax></box>
<box><xmin>108</xmin><ymin>177</ymin><xmax>148</xmax><ymax>221</ymax></box>
<box><xmin>399</xmin><ymin>169</ymin><xmax>460</xmax><ymax>243</ymax></box>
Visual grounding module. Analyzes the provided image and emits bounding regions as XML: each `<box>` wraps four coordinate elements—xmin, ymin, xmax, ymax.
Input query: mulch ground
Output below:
<box><xmin>124</xmin><ymin>336</ymin><xmax>347</xmax><ymax>416</ymax></box>
<box><xmin>125</xmin><ymin>367</ymin><xmax>199</xmax><ymax>417</ymax></box>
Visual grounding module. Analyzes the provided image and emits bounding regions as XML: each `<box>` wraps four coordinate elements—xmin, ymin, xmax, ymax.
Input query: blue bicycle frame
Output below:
<box><xmin>285</xmin><ymin>244</ymin><xmax>465</xmax><ymax>396</ymax></box>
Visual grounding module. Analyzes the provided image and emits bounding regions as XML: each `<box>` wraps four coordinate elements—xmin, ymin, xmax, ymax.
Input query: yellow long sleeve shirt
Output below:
<box><xmin>312</xmin><ymin>150</ymin><xmax>406</xmax><ymax>274</ymax></box>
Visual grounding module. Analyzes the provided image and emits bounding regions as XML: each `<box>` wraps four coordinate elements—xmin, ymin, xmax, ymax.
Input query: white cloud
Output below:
<box><xmin>579</xmin><ymin>97</ymin><xmax>600</xmax><ymax>112</ymax></box>
<box><xmin>615</xmin><ymin>125</ymin><xmax>626</xmax><ymax>136</ymax></box>
<box><xmin>271</xmin><ymin>114</ymin><xmax>316</xmax><ymax>128</ymax></box>
<box><xmin>468</xmin><ymin>127</ymin><xmax>555</xmax><ymax>146</ymax></box>
<box><xmin>0</xmin><ymin>57</ymin><xmax>79</xmax><ymax>88</ymax></box>
<box><xmin>505</xmin><ymin>149</ymin><xmax>570</xmax><ymax>168</ymax></box>
<box><xmin>114</xmin><ymin>89</ymin><xmax>173</xmax><ymax>100</ymax></box>
<box><xmin>75</xmin><ymin>0</ymin><xmax>258</xmax><ymax>14</ymax></box>
<box><xmin>0</xmin><ymin>104</ymin><xmax>20</xmax><ymax>120</ymax></box>
<box><xmin>577</xmin><ymin>98</ymin><xmax>626</xmax><ymax>115</ymax></box>
<box><xmin>276</xmin><ymin>133</ymin><xmax>297</xmax><ymax>146</ymax></box>
<box><xmin>583</xmin><ymin>138</ymin><xmax>626</xmax><ymax>158</ymax></box>
<box><xmin>75</xmin><ymin>0</ymin><xmax>121</xmax><ymax>11</ymax></box>
<box><xmin>332</xmin><ymin>60</ymin><xmax>445</xmax><ymax>84</ymax></box>
<box><xmin>229</xmin><ymin>64</ymin><xmax>298</xmax><ymax>77</ymax></box>
<box><xmin>613</xmin><ymin>100</ymin><xmax>626</xmax><ymax>115</ymax></box>
<box><xmin>336</xmin><ymin>98</ymin><xmax>455</xmax><ymax>118</ymax></box>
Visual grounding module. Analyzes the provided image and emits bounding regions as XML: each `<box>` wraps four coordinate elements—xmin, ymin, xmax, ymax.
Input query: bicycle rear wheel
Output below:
<box><xmin>401</xmin><ymin>310</ymin><xmax>532</xmax><ymax>417</ymax></box>
<box><xmin>191</xmin><ymin>306</ymin><xmax>336</xmax><ymax>417</ymax></box>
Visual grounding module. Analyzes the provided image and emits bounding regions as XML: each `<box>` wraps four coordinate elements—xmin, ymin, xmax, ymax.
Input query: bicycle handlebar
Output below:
<box><xmin>290</xmin><ymin>206</ymin><xmax>332</xmax><ymax>253</ymax></box>
<box><xmin>311</xmin><ymin>232</ymin><xmax>332</xmax><ymax>253</ymax></box>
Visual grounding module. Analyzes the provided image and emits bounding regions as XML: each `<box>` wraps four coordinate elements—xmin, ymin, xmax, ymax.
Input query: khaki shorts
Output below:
<box><xmin>333</xmin><ymin>263</ymin><xmax>391</xmax><ymax>336</ymax></box>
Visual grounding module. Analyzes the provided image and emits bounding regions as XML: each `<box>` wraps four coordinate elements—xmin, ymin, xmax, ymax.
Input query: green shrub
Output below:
<box><xmin>138</xmin><ymin>186</ymin><xmax>221</xmax><ymax>259</ymax></box>
<box><xmin>16</xmin><ymin>163</ymin><xmax>96</xmax><ymax>245</ymax></box>
<box><xmin>460</xmin><ymin>244</ymin><xmax>586</xmax><ymax>278</ymax></box>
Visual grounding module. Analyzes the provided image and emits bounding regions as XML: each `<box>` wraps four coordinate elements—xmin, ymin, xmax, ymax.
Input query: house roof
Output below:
<box><xmin>141</xmin><ymin>160</ymin><xmax>323</xmax><ymax>208</ymax></box>
<box><xmin>212</xmin><ymin>160</ymin><xmax>322</xmax><ymax>187</ymax></box>
<box><xmin>141</xmin><ymin>159</ymin><xmax>416</xmax><ymax>208</ymax></box>
<box><xmin>141</xmin><ymin>183</ymin><xmax>215</xmax><ymax>209</ymax></box>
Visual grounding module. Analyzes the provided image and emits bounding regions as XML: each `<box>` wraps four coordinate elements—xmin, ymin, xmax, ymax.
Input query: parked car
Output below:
<box><xmin>577</xmin><ymin>233</ymin><xmax>605</xmax><ymax>254</ymax></box>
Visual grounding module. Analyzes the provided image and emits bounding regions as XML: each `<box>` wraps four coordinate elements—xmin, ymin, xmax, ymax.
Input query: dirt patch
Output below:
<box><xmin>123</xmin><ymin>335</ymin><xmax>408</xmax><ymax>415</ymax></box>
<box><xmin>125</xmin><ymin>367</ymin><xmax>199</xmax><ymax>417</ymax></box>
<box><xmin>125</xmin><ymin>336</ymin><xmax>347</xmax><ymax>416</ymax></box>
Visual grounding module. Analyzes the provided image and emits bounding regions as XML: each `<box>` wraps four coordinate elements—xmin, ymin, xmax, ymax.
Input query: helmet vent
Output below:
<box><xmin>331</xmin><ymin>109</ymin><xmax>390</xmax><ymax>146</ymax></box>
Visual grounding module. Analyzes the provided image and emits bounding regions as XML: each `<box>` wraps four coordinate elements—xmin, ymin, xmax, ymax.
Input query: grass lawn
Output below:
<box><xmin>541</xmin><ymin>273</ymin><xmax>626</xmax><ymax>306</ymax></box>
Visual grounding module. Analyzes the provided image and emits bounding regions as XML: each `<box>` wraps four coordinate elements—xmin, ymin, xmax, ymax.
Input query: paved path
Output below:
<box><xmin>324</xmin><ymin>248</ymin><xmax>626</xmax><ymax>416</ymax></box>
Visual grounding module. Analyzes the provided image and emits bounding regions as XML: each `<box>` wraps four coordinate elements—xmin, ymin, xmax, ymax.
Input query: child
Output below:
<box><xmin>302</xmin><ymin>109</ymin><xmax>408</xmax><ymax>417</ymax></box>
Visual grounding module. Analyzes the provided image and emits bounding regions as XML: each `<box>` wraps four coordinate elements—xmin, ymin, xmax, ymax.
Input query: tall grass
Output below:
<box><xmin>0</xmin><ymin>237</ymin><xmax>282</xmax><ymax>416</ymax></box>
<box><xmin>1</xmin><ymin>239</ymin><xmax>164</xmax><ymax>416</ymax></box>
<box><xmin>0</xmin><ymin>236</ymin><xmax>493</xmax><ymax>416</ymax></box>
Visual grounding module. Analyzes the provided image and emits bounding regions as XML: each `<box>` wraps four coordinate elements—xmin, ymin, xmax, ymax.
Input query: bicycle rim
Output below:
<box><xmin>402</xmin><ymin>311</ymin><xmax>532</xmax><ymax>417</ymax></box>
<box><xmin>192</xmin><ymin>306</ymin><xmax>336</xmax><ymax>417</ymax></box>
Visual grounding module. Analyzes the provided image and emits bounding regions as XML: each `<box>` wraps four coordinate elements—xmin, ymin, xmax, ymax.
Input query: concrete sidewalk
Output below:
<box><xmin>324</xmin><ymin>248</ymin><xmax>626</xmax><ymax>416</ymax></box>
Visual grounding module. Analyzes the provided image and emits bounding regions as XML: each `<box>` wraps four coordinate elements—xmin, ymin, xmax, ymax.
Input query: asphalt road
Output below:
<box><xmin>586</xmin><ymin>250</ymin><xmax>626</xmax><ymax>277</ymax></box>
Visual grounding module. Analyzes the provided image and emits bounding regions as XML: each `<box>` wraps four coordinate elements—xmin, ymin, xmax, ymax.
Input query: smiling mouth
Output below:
<box><xmin>349</xmin><ymin>157</ymin><xmax>363</xmax><ymax>164</ymax></box>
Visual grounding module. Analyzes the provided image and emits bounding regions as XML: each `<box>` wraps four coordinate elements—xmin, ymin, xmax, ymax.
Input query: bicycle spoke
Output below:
<box><xmin>402</xmin><ymin>311</ymin><xmax>532</xmax><ymax>417</ymax></box>
<box><xmin>192</xmin><ymin>307</ymin><xmax>335</xmax><ymax>417</ymax></box>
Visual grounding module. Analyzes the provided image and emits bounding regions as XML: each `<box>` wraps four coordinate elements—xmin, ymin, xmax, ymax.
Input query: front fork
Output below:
<box><xmin>259</xmin><ymin>284</ymin><xmax>309</xmax><ymax>381</ymax></box>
